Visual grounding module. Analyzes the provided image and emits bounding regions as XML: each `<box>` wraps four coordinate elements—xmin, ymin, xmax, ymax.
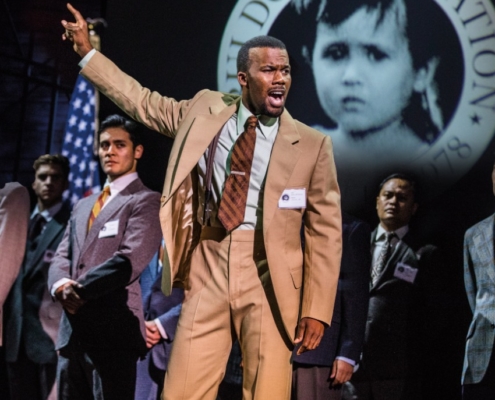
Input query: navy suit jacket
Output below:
<box><xmin>293</xmin><ymin>213</ymin><xmax>370</xmax><ymax>366</ymax></box>
<box><xmin>140</xmin><ymin>251</ymin><xmax>183</xmax><ymax>371</ymax></box>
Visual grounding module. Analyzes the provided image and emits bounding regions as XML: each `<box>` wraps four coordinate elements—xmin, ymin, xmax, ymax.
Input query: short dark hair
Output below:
<box><xmin>98</xmin><ymin>114</ymin><xmax>141</xmax><ymax>148</ymax></box>
<box><xmin>237</xmin><ymin>36</ymin><xmax>287</xmax><ymax>73</ymax></box>
<box><xmin>33</xmin><ymin>154</ymin><xmax>70</xmax><ymax>180</ymax></box>
<box><xmin>378</xmin><ymin>173</ymin><xmax>417</xmax><ymax>201</ymax></box>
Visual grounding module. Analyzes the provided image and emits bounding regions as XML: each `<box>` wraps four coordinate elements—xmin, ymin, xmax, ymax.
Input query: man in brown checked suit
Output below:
<box><xmin>61</xmin><ymin>4</ymin><xmax>342</xmax><ymax>399</ymax></box>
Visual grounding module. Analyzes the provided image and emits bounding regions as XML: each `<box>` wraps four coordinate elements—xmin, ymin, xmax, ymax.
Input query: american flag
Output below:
<box><xmin>62</xmin><ymin>75</ymin><xmax>101</xmax><ymax>206</ymax></box>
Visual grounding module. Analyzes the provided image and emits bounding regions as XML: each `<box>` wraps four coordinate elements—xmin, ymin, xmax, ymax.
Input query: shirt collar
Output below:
<box><xmin>105</xmin><ymin>172</ymin><xmax>139</xmax><ymax>195</ymax></box>
<box><xmin>237</xmin><ymin>101</ymin><xmax>279</xmax><ymax>139</ymax></box>
<box><xmin>31</xmin><ymin>201</ymin><xmax>63</xmax><ymax>223</ymax></box>
<box><xmin>375</xmin><ymin>224</ymin><xmax>409</xmax><ymax>242</ymax></box>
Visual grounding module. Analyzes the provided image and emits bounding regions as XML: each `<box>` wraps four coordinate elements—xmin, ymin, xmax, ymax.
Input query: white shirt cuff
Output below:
<box><xmin>335</xmin><ymin>356</ymin><xmax>356</xmax><ymax>366</ymax></box>
<box><xmin>79</xmin><ymin>48</ymin><xmax>97</xmax><ymax>69</ymax></box>
<box><xmin>50</xmin><ymin>278</ymin><xmax>77</xmax><ymax>296</ymax></box>
<box><xmin>154</xmin><ymin>318</ymin><xmax>168</xmax><ymax>340</ymax></box>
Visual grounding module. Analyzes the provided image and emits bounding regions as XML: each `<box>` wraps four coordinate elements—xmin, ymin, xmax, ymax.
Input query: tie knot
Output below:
<box><xmin>386</xmin><ymin>231</ymin><xmax>396</xmax><ymax>240</ymax></box>
<box><xmin>244</xmin><ymin>115</ymin><xmax>258</xmax><ymax>134</ymax></box>
<box><xmin>102</xmin><ymin>186</ymin><xmax>111</xmax><ymax>195</ymax></box>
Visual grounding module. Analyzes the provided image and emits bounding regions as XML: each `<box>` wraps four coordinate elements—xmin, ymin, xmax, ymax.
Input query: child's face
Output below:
<box><xmin>311</xmin><ymin>4</ymin><xmax>422</xmax><ymax>134</ymax></box>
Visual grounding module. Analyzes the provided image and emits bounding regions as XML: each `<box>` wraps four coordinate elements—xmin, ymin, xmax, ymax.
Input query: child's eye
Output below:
<box><xmin>323</xmin><ymin>43</ymin><xmax>349</xmax><ymax>61</ymax></box>
<box><xmin>365</xmin><ymin>45</ymin><xmax>388</xmax><ymax>62</ymax></box>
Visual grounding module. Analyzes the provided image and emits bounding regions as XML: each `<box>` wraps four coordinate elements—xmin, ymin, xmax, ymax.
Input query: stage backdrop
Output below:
<box><xmin>100</xmin><ymin>0</ymin><xmax>495</xmax><ymax>398</ymax></box>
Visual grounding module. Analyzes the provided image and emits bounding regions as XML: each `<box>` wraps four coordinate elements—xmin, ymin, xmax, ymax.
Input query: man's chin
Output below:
<box><xmin>262</xmin><ymin>104</ymin><xmax>284</xmax><ymax>118</ymax></box>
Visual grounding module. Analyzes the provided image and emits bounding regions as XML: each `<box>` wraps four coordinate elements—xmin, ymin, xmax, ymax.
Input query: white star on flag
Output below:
<box><xmin>62</xmin><ymin>75</ymin><xmax>101</xmax><ymax>206</ymax></box>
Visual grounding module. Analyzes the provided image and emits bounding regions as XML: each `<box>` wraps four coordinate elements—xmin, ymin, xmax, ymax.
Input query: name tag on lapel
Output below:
<box><xmin>393</xmin><ymin>262</ymin><xmax>418</xmax><ymax>284</ymax></box>
<box><xmin>278</xmin><ymin>188</ymin><xmax>306</xmax><ymax>209</ymax></box>
<box><xmin>98</xmin><ymin>219</ymin><xmax>119</xmax><ymax>238</ymax></box>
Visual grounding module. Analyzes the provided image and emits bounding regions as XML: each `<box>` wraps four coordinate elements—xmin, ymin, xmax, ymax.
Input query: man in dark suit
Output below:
<box><xmin>135</xmin><ymin>247</ymin><xmax>183</xmax><ymax>400</ymax></box>
<box><xmin>5</xmin><ymin>154</ymin><xmax>70</xmax><ymax>400</ymax></box>
<box><xmin>462</xmin><ymin>160</ymin><xmax>495</xmax><ymax>399</ymax></box>
<box><xmin>48</xmin><ymin>115</ymin><xmax>162</xmax><ymax>400</ymax></box>
<box><xmin>348</xmin><ymin>173</ymin><xmax>436</xmax><ymax>400</ymax></box>
<box><xmin>292</xmin><ymin>213</ymin><xmax>370</xmax><ymax>400</ymax></box>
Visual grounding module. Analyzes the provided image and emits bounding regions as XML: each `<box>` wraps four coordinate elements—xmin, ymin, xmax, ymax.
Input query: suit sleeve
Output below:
<box><xmin>301</xmin><ymin>135</ymin><xmax>342</xmax><ymax>325</ymax></box>
<box><xmin>463</xmin><ymin>232</ymin><xmax>477</xmax><ymax>313</ymax></box>
<box><xmin>81</xmin><ymin>51</ymin><xmax>206</xmax><ymax>138</ymax></box>
<box><xmin>336</xmin><ymin>221</ymin><xmax>370</xmax><ymax>362</ymax></box>
<box><xmin>75</xmin><ymin>192</ymin><xmax>162</xmax><ymax>300</ymax></box>
<box><xmin>0</xmin><ymin>184</ymin><xmax>29</xmax><ymax>307</ymax></box>
<box><xmin>47</xmin><ymin>215</ymin><xmax>74</xmax><ymax>289</ymax></box>
<box><xmin>157</xmin><ymin>302</ymin><xmax>183</xmax><ymax>342</ymax></box>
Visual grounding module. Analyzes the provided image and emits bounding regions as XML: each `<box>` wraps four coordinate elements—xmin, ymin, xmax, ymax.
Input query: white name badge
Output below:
<box><xmin>393</xmin><ymin>262</ymin><xmax>418</xmax><ymax>284</ymax></box>
<box><xmin>98</xmin><ymin>219</ymin><xmax>119</xmax><ymax>238</ymax></box>
<box><xmin>278</xmin><ymin>188</ymin><xmax>306</xmax><ymax>209</ymax></box>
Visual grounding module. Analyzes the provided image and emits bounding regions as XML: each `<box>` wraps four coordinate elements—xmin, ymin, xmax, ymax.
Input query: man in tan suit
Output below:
<box><xmin>62</xmin><ymin>4</ymin><xmax>342</xmax><ymax>399</ymax></box>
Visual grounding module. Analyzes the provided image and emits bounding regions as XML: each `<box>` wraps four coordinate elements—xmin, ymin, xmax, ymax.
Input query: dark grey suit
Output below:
<box><xmin>350</xmin><ymin>228</ymin><xmax>437</xmax><ymax>400</ymax></box>
<box><xmin>5</xmin><ymin>203</ymin><xmax>70</xmax><ymax>400</ymax></box>
<box><xmin>292</xmin><ymin>213</ymin><xmax>370</xmax><ymax>399</ymax></box>
<box><xmin>48</xmin><ymin>177</ymin><xmax>162</xmax><ymax>400</ymax></box>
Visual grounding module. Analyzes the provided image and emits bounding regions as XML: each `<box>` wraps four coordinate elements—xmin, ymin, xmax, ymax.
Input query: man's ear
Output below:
<box><xmin>134</xmin><ymin>144</ymin><xmax>144</xmax><ymax>160</ymax></box>
<box><xmin>237</xmin><ymin>71</ymin><xmax>248</xmax><ymax>89</ymax></box>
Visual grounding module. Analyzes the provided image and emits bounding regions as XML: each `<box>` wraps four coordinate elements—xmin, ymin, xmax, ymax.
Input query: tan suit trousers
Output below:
<box><xmin>163</xmin><ymin>227</ymin><xmax>292</xmax><ymax>400</ymax></box>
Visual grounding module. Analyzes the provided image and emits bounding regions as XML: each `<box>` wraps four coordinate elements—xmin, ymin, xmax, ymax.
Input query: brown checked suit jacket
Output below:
<box><xmin>81</xmin><ymin>51</ymin><xmax>342</xmax><ymax>340</ymax></box>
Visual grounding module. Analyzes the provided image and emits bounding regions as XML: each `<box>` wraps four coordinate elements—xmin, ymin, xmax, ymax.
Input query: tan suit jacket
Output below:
<box><xmin>82</xmin><ymin>51</ymin><xmax>342</xmax><ymax>340</ymax></box>
<box><xmin>0</xmin><ymin>182</ymin><xmax>29</xmax><ymax>345</ymax></box>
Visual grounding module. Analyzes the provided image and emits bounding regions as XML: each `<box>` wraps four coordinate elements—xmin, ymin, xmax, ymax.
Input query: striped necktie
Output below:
<box><xmin>371</xmin><ymin>231</ymin><xmax>396</xmax><ymax>286</ymax></box>
<box><xmin>218</xmin><ymin>115</ymin><xmax>258</xmax><ymax>232</ymax></box>
<box><xmin>88</xmin><ymin>186</ymin><xmax>111</xmax><ymax>231</ymax></box>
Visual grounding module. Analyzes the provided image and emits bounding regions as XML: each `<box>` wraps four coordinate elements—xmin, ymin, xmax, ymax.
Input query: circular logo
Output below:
<box><xmin>218</xmin><ymin>0</ymin><xmax>495</xmax><ymax>210</ymax></box>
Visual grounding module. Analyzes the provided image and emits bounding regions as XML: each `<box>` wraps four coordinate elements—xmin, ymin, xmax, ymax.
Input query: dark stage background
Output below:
<box><xmin>2</xmin><ymin>0</ymin><xmax>495</xmax><ymax>398</ymax></box>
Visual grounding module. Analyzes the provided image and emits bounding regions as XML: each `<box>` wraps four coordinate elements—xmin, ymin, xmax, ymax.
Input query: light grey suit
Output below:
<box><xmin>48</xmin><ymin>177</ymin><xmax>162</xmax><ymax>399</ymax></box>
<box><xmin>463</xmin><ymin>214</ymin><xmax>495</xmax><ymax>385</ymax></box>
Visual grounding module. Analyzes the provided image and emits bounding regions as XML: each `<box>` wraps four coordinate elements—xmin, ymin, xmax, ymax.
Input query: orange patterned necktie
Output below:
<box><xmin>217</xmin><ymin>115</ymin><xmax>258</xmax><ymax>232</ymax></box>
<box><xmin>88</xmin><ymin>186</ymin><xmax>111</xmax><ymax>231</ymax></box>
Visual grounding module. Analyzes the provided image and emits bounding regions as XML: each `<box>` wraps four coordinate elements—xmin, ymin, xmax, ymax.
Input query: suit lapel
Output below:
<box><xmin>263</xmin><ymin>110</ymin><xmax>301</xmax><ymax>234</ymax></box>
<box><xmin>73</xmin><ymin>194</ymin><xmax>97</xmax><ymax>254</ymax></box>
<box><xmin>24</xmin><ymin>206</ymin><xmax>69</xmax><ymax>276</ymax></box>
<box><xmin>370</xmin><ymin>232</ymin><xmax>413</xmax><ymax>290</ymax></box>
<box><xmin>165</xmin><ymin>101</ymin><xmax>238</xmax><ymax>198</ymax></box>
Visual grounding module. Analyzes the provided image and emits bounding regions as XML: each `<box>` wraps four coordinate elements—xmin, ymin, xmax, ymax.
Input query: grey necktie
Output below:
<box><xmin>371</xmin><ymin>231</ymin><xmax>396</xmax><ymax>286</ymax></box>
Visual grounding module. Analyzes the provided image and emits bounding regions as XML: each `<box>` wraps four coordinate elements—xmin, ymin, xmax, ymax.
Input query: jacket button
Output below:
<box><xmin>79</xmin><ymin>264</ymin><xmax>84</xmax><ymax>269</ymax></box>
